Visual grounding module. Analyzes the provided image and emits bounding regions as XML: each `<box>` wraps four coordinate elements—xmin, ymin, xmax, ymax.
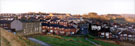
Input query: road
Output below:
<box><xmin>85</xmin><ymin>38</ymin><xmax>101</xmax><ymax>46</ymax></box>
<box><xmin>28</xmin><ymin>37</ymin><xmax>51</xmax><ymax>46</ymax></box>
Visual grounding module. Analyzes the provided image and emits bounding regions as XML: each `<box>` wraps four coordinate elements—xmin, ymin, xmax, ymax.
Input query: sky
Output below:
<box><xmin>0</xmin><ymin>0</ymin><xmax>135</xmax><ymax>14</ymax></box>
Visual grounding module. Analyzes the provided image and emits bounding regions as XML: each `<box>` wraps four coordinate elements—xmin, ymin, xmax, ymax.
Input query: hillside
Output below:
<box><xmin>33</xmin><ymin>35</ymin><xmax>120</xmax><ymax>46</ymax></box>
<box><xmin>0</xmin><ymin>28</ymin><xmax>39</xmax><ymax>46</ymax></box>
<box><xmin>82</xmin><ymin>13</ymin><xmax>135</xmax><ymax>23</ymax></box>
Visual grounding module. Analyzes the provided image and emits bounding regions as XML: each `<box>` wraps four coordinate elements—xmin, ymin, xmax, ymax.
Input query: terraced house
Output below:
<box><xmin>42</xmin><ymin>21</ymin><xmax>78</xmax><ymax>36</ymax></box>
<box><xmin>10</xmin><ymin>19</ymin><xmax>42</xmax><ymax>36</ymax></box>
<box><xmin>119</xmin><ymin>30</ymin><xmax>135</xmax><ymax>42</ymax></box>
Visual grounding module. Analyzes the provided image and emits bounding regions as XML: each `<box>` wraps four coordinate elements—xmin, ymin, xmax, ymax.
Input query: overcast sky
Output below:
<box><xmin>0</xmin><ymin>0</ymin><xmax>135</xmax><ymax>14</ymax></box>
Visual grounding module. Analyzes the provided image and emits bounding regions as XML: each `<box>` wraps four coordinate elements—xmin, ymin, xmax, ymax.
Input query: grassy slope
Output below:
<box><xmin>88</xmin><ymin>39</ymin><xmax>119</xmax><ymax>46</ymax></box>
<box><xmin>87</xmin><ymin>35</ymin><xmax>119</xmax><ymax>46</ymax></box>
<box><xmin>0</xmin><ymin>28</ymin><xmax>40</xmax><ymax>46</ymax></box>
<box><xmin>33</xmin><ymin>35</ymin><xmax>119</xmax><ymax>46</ymax></box>
<box><xmin>34</xmin><ymin>35</ymin><xmax>95</xmax><ymax>46</ymax></box>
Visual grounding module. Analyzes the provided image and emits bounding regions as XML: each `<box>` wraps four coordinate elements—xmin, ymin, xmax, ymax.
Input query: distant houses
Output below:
<box><xmin>77</xmin><ymin>22</ymin><xmax>89</xmax><ymax>35</ymax></box>
<box><xmin>118</xmin><ymin>30</ymin><xmax>135</xmax><ymax>42</ymax></box>
<box><xmin>0</xmin><ymin>13</ymin><xmax>135</xmax><ymax>42</ymax></box>
<box><xmin>89</xmin><ymin>23</ymin><xmax>113</xmax><ymax>39</ymax></box>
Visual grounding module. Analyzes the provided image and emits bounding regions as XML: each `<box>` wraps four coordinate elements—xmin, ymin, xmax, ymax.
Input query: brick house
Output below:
<box><xmin>42</xmin><ymin>22</ymin><xmax>77</xmax><ymax>36</ymax></box>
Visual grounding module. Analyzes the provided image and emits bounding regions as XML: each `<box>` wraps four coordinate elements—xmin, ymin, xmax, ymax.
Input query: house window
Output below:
<box><xmin>54</xmin><ymin>31</ymin><xmax>57</xmax><ymax>33</ymax></box>
<box><xmin>128</xmin><ymin>35</ymin><xmax>132</xmax><ymax>37</ymax></box>
<box><xmin>120</xmin><ymin>34</ymin><xmax>123</xmax><ymax>36</ymax></box>
<box><xmin>55</xmin><ymin>28</ymin><xmax>57</xmax><ymax>29</ymax></box>
<box><xmin>62</xmin><ymin>28</ymin><xmax>64</xmax><ymax>30</ymax></box>
<box><xmin>123</xmin><ymin>34</ymin><xmax>127</xmax><ymax>36</ymax></box>
<box><xmin>101</xmin><ymin>33</ymin><xmax>104</xmax><ymax>35</ymax></box>
<box><xmin>24</xmin><ymin>29</ymin><xmax>26</xmax><ymax>33</ymax></box>
<box><xmin>42</xmin><ymin>26</ymin><xmax>45</xmax><ymax>28</ymax></box>
<box><xmin>60</xmin><ymin>31</ymin><xmax>64</xmax><ymax>33</ymax></box>
<box><xmin>72</xmin><ymin>32</ymin><xmax>74</xmax><ymax>34</ymax></box>
<box><xmin>82</xmin><ymin>28</ymin><xmax>84</xmax><ymax>30</ymax></box>
<box><xmin>42</xmin><ymin>30</ymin><xmax>46</xmax><ymax>32</ymax></box>
<box><xmin>50</xmin><ymin>27</ymin><xmax>52</xmax><ymax>29</ymax></box>
<box><xmin>91</xmin><ymin>26</ymin><xmax>101</xmax><ymax>31</ymax></box>
<box><xmin>50</xmin><ymin>30</ymin><xmax>53</xmax><ymax>32</ymax></box>
<box><xmin>106</xmin><ymin>33</ymin><xmax>109</xmax><ymax>36</ymax></box>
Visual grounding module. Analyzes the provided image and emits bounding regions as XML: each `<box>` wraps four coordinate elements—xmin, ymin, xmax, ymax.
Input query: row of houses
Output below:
<box><xmin>81</xmin><ymin>20</ymin><xmax>135</xmax><ymax>42</ymax></box>
<box><xmin>42</xmin><ymin>22</ymin><xmax>78</xmax><ymax>36</ymax></box>
<box><xmin>0</xmin><ymin>19</ymin><xmax>78</xmax><ymax>36</ymax></box>
<box><xmin>0</xmin><ymin>16</ymin><xmax>135</xmax><ymax>42</ymax></box>
<box><xmin>119</xmin><ymin>30</ymin><xmax>135</xmax><ymax>41</ymax></box>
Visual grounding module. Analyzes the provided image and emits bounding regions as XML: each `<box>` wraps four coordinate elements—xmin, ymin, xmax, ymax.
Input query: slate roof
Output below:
<box><xmin>42</xmin><ymin>23</ymin><xmax>75</xmax><ymax>29</ymax></box>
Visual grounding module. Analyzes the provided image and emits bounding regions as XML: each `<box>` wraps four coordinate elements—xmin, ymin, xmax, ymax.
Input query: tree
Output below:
<box><xmin>49</xmin><ymin>13</ymin><xmax>54</xmax><ymax>16</ymax></box>
<box><xmin>88</xmin><ymin>12</ymin><xmax>98</xmax><ymax>16</ymax></box>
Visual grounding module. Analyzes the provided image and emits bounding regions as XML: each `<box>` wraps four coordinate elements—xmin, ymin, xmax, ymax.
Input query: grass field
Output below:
<box><xmin>33</xmin><ymin>35</ymin><xmax>120</xmax><ymax>46</ymax></box>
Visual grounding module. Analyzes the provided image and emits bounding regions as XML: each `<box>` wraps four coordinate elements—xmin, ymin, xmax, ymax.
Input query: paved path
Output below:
<box><xmin>28</xmin><ymin>37</ymin><xmax>51</xmax><ymax>46</ymax></box>
<box><xmin>85</xmin><ymin>38</ymin><xmax>101</xmax><ymax>46</ymax></box>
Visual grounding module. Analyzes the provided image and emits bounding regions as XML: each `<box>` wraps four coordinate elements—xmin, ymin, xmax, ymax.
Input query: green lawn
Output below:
<box><xmin>88</xmin><ymin>39</ymin><xmax>119</xmax><ymax>46</ymax></box>
<box><xmin>33</xmin><ymin>35</ymin><xmax>119</xmax><ymax>46</ymax></box>
<box><xmin>86</xmin><ymin>35</ymin><xmax>120</xmax><ymax>46</ymax></box>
